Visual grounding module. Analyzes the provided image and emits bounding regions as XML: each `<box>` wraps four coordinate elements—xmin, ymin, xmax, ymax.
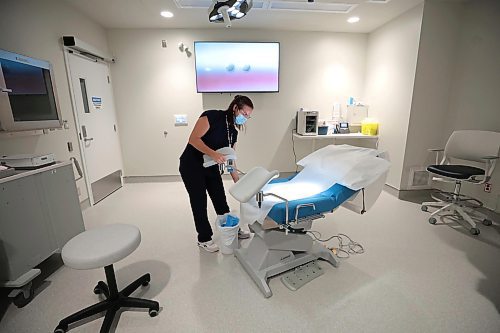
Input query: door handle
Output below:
<box><xmin>81</xmin><ymin>125</ymin><xmax>94</xmax><ymax>142</ymax></box>
<box><xmin>0</xmin><ymin>87</ymin><xmax>12</xmax><ymax>93</ymax></box>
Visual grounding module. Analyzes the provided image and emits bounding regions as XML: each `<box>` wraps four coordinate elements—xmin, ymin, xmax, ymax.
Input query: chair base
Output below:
<box><xmin>422</xmin><ymin>200</ymin><xmax>492</xmax><ymax>235</ymax></box>
<box><xmin>235</xmin><ymin>222</ymin><xmax>339</xmax><ymax>298</ymax></box>
<box><xmin>54</xmin><ymin>265</ymin><xmax>159</xmax><ymax>333</ymax></box>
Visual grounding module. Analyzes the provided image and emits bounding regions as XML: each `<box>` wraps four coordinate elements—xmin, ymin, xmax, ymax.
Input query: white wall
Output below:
<box><xmin>398</xmin><ymin>0</ymin><xmax>500</xmax><ymax>211</ymax></box>
<box><xmin>107</xmin><ymin>29</ymin><xmax>368</xmax><ymax>176</ymax></box>
<box><xmin>363</xmin><ymin>4</ymin><xmax>424</xmax><ymax>189</ymax></box>
<box><xmin>0</xmin><ymin>0</ymin><xmax>109</xmax><ymax>202</ymax></box>
<box><xmin>401</xmin><ymin>0</ymin><xmax>463</xmax><ymax>190</ymax></box>
<box><xmin>442</xmin><ymin>0</ymin><xmax>500</xmax><ymax>210</ymax></box>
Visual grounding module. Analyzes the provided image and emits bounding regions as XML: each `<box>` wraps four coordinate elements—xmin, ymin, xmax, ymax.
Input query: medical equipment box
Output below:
<box><xmin>0</xmin><ymin>153</ymin><xmax>56</xmax><ymax>169</ymax></box>
<box><xmin>346</xmin><ymin>105</ymin><xmax>368</xmax><ymax>125</ymax></box>
<box><xmin>296</xmin><ymin>109</ymin><xmax>318</xmax><ymax>136</ymax></box>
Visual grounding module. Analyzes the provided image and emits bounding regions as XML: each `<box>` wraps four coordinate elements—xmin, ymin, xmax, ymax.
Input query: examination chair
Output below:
<box><xmin>54</xmin><ymin>224</ymin><xmax>159</xmax><ymax>333</ymax></box>
<box><xmin>228</xmin><ymin>145</ymin><xmax>390</xmax><ymax>297</ymax></box>
<box><xmin>421</xmin><ymin>130</ymin><xmax>500</xmax><ymax>235</ymax></box>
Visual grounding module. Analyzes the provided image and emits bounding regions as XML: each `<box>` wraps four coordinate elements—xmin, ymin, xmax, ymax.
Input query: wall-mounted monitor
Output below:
<box><xmin>194</xmin><ymin>42</ymin><xmax>279</xmax><ymax>93</ymax></box>
<box><xmin>0</xmin><ymin>49</ymin><xmax>62</xmax><ymax>132</ymax></box>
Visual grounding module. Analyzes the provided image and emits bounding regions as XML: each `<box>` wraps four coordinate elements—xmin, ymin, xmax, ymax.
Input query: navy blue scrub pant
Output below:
<box><xmin>179</xmin><ymin>161</ymin><xmax>230</xmax><ymax>243</ymax></box>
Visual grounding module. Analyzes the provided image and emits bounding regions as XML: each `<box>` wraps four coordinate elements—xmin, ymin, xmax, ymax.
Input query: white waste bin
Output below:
<box><xmin>216</xmin><ymin>213</ymin><xmax>239</xmax><ymax>255</ymax></box>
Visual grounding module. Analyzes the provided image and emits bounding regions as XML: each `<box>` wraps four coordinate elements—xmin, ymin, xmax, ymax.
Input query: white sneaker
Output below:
<box><xmin>197</xmin><ymin>240</ymin><xmax>219</xmax><ymax>252</ymax></box>
<box><xmin>238</xmin><ymin>229</ymin><xmax>251</xmax><ymax>239</ymax></box>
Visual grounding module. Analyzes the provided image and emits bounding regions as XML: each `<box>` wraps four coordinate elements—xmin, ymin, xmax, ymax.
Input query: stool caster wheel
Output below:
<box><xmin>482</xmin><ymin>219</ymin><xmax>492</xmax><ymax>226</ymax></box>
<box><xmin>429</xmin><ymin>217</ymin><xmax>437</xmax><ymax>225</ymax></box>
<box><xmin>54</xmin><ymin>325</ymin><xmax>67</xmax><ymax>333</ymax></box>
<box><xmin>93</xmin><ymin>281</ymin><xmax>108</xmax><ymax>295</ymax></box>
<box><xmin>421</xmin><ymin>205</ymin><xmax>428</xmax><ymax>212</ymax></box>
<box><xmin>149</xmin><ymin>308</ymin><xmax>159</xmax><ymax>317</ymax></box>
<box><xmin>470</xmin><ymin>228</ymin><xmax>480</xmax><ymax>236</ymax></box>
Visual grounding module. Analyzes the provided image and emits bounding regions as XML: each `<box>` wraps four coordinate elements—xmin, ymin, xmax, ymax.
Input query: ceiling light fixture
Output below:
<box><xmin>347</xmin><ymin>16</ymin><xmax>360</xmax><ymax>23</ymax></box>
<box><xmin>208</xmin><ymin>0</ymin><xmax>253</xmax><ymax>28</ymax></box>
<box><xmin>160</xmin><ymin>11</ymin><xmax>174</xmax><ymax>18</ymax></box>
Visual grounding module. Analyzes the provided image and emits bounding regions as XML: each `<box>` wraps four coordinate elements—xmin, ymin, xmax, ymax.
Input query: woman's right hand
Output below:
<box><xmin>210</xmin><ymin>151</ymin><xmax>226</xmax><ymax>164</ymax></box>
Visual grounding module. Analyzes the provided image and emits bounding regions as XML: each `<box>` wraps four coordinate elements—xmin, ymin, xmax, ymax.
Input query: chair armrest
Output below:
<box><xmin>479</xmin><ymin>156</ymin><xmax>499</xmax><ymax>183</ymax></box>
<box><xmin>428</xmin><ymin>148</ymin><xmax>444</xmax><ymax>164</ymax></box>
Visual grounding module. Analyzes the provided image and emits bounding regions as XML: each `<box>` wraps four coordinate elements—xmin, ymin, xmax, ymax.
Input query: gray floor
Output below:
<box><xmin>1</xmin><ymin>181</ymin><xmax>500</xmax><ymax>332</ymax></box>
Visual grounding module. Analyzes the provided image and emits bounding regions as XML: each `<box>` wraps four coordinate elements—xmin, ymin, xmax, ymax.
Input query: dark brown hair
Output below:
<box><xmin>225</xmin><ymin>95</ymin><xmax>254</xmax><ymax>130</ymax></box>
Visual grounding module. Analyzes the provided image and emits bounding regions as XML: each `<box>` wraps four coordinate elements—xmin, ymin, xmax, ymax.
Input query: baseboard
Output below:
<box><xmin>123</xmin><ymin>175</ymin><xmax>182</xmax><ymax>183</ymax></box>
<box><xmin>398</xmin><ymin>188</ymin><xmax>433</xmax><ymax>200</ymax></box>
<box><xmin>383</xmin><ymin>184</ymin><xmax>400</xmax><ymax>197</ymax></box>
<box><xmin>80</xmin><ymin>198</ymin><xmax>91</xmax><ymax>211</ymax></box>
<box><xmin>382</xmin><ymin>184</ymin><xmax>432</xmax><ymax>200</ymax></box>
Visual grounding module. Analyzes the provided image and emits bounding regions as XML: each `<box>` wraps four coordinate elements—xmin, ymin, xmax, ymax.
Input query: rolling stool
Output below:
<box><xmin>54</xmin><ymin>224</ymin><xmax>159</xmax><ymax>333</ymax></box>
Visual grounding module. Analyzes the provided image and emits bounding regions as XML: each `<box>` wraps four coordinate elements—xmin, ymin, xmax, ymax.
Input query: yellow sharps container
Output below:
<box><xmin>361</xmin><ymin>119</ymin><xmax>379</xmax><ymax>136</ymax></box>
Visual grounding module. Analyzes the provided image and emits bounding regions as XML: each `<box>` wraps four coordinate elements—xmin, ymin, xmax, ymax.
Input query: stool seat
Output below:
<box><xmin>62</xmin><ymin>224</ymin><xmax>141</xmax><ymax>270</ymax></box>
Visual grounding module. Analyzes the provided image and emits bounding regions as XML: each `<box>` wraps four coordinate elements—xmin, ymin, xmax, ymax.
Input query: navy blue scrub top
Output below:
<box><xmin>180</xmin><ymin>110</ymin><xmax>238</xmax><ymax>164</ymax></box>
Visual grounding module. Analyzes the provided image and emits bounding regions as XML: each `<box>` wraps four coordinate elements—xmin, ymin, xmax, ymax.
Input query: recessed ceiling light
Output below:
<box><xmin>160</xmin><ymin>11</ymin><xmax>174</xmax><ymax>18</ymax></box>
<box><xmin>347</xmin><ymin>16</ymin><xmax>360</xmax><ymax>23</ymax></box>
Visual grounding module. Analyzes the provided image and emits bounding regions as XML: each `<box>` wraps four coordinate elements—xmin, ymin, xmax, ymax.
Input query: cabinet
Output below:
<box><xmin>0</xmin><ymin>161</ymin><xmax>85</xmax><ymax>284</ymax></box>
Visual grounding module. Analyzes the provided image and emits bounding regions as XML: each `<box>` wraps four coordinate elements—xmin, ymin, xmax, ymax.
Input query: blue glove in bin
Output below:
<box><xmin>222</xmin><ymin>214</ymin><xmax>240</xmax><ymax>227</ymax></box>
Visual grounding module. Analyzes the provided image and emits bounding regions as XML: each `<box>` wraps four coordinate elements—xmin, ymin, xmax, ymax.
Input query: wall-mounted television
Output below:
<box><xmin>0</xmin><ymin>49</ymin><xmax>62</xmax><ymax>131</ymax></box>
<box><xmin>194</xmin><ymin>42</ymin><xmax>279</xmax><ymax>93</ymax></box>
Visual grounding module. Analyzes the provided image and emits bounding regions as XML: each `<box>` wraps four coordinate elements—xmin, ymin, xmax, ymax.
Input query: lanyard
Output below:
<box><xmin>226</xmin><ymin>117</ymin><xmax>233</xmax><ymax>147</ymax></box>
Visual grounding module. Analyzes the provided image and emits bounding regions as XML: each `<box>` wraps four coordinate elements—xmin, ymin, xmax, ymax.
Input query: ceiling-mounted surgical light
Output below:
<box><xmin>208</xmin><ymin>0</ymin><xmax>253</xmax><ymax>28</ymax></box>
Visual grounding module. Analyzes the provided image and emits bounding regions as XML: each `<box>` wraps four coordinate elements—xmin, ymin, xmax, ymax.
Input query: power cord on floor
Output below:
<box><xmin>307</xmin><ymin>231</ymin><xmax>365</xmax><ymax>259</ymax></box>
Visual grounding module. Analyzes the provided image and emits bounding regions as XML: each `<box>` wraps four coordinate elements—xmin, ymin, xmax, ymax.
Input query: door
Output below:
<box><xmin>68</xmin><ymin>53</ymin><xmax>123</xmax><ymax>204</ymax></box>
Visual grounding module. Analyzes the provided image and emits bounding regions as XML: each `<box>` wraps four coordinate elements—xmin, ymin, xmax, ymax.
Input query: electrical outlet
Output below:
<box><xmin>484</xmin><ymin>182</ymin><xmax>492</xmax><ymax>193</ymax></box>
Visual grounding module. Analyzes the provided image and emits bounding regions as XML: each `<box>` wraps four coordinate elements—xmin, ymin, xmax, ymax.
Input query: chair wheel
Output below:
<box><xmin>142</xmin><ymin>281</ymin><xmax>150</xmax><ymax>287</ymax></box>
<box><xmin>421</xmin><ymin>205</ymin><xmax>428</xmax><ymax>212</ymax></box>
<box><xmin>429</xmin><ymin>217</ymin><xmax>437</xmax><ymax>225</ymax></box>
<box><xmin>93</xmin><ymin>286</ymin><xmax>102</xmax><ymax>295</ymax></box>
<box><xmin>482</xmin><ymin>219</ymin><xmax>492</xmax><ymax>226</ymax></box>
<box><xmin>54</xmin><ymin>325</ymin><xmax>67</xmax><ymax>333</ymax></box>
<box><xmin>149</xmin><ymin>309</ymin><xmax>158</xmax><ymax>317</ymax></box>
<box><xmin>470</xmin><ymin>228</ymin><xmax>480</xmax><ymax>235</ymax></box>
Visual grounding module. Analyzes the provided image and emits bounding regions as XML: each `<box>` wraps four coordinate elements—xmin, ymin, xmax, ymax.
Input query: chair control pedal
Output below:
<box><xmin>281</xmin><ymin>260</ymin><xmax>324</xmax><ymax>291</ymax></box>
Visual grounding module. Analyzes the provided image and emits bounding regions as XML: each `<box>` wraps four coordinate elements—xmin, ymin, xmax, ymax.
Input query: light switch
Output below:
<box><xmin>174</xmin><ymin>114</ymin><xmax>188</xmax><ymax>126</ymax></box>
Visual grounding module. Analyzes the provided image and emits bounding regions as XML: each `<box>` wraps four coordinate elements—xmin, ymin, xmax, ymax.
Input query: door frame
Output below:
<box><xmin>63</xmin><ymin>47</ymin><xmax>117</xmax><ymax>206</ymax></box>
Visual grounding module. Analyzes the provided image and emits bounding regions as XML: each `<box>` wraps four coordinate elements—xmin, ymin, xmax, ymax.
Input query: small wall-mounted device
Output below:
<box><xmin>174</xmin><ymin>114</ymin><xmax>188</xmax><ymax>126</ymax></box>
<box><xmin>296</xmin><ymin>109</ymin><xmax>318</xmax><ymax>136</ymax></box>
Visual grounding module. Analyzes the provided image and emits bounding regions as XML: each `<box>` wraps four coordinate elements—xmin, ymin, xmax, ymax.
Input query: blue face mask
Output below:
<box><xmin>235</xmin><ymin>114</ymin><xmax>248</xmax><ymax>125</ymax></box>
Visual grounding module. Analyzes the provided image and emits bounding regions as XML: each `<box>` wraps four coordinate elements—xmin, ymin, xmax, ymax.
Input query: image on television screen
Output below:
<box><xmin>194</xmin><ymin>42</ymin><xmax>279</xmax><ymax>93</ymax></box>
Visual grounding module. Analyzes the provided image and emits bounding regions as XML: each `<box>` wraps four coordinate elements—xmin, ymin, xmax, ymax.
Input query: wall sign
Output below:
<box><xmin>92</xmin><ymin>97</ymin><xmax>102</xmax><ymax>109</ymax></box>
